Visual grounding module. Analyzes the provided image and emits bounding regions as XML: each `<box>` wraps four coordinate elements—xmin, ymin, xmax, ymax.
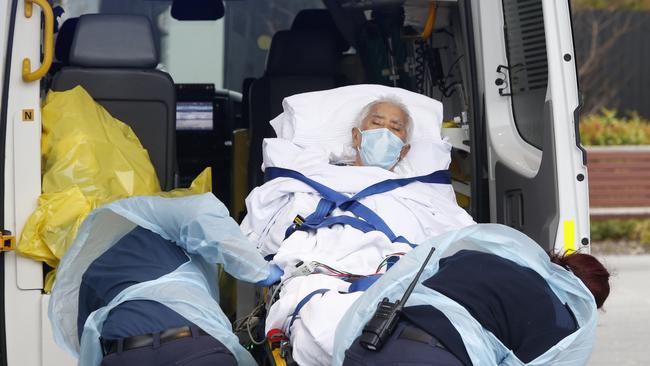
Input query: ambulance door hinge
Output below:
<box><xmin>1</xmin><ymin>230</ymin><xmax>16</xmax><ymax>252</ymax></box>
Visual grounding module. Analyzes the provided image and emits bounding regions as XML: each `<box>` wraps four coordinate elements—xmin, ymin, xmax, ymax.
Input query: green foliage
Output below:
<box><xmin>579</xmin><ymin>109</ymin><xmax>650</xmax><ymax>145</ymax></box>
<box><xmin>637</xmin><ymin>221</ymin><xmax>650</xmax><ymax>245</ymax></box>
<box><xmin>572</xmin><ymin>0</ymin><xmax>650</xmax><ymax>10</ymax></box>
<box><xmin>591</xmin><ymin>219</ymin><xmax>650</xmax><ymax>245</ymax></box>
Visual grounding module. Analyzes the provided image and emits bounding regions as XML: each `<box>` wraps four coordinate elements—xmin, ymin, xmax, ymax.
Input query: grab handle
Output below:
<box><xmin>420</xmin><ymin>2</ymin><xmax>437</xmax><ymax>39</ymax></box>
<box><xmin>22</xmin><ymin>0</ymin><xmax>54</xmax><ymax>82</ymax></box>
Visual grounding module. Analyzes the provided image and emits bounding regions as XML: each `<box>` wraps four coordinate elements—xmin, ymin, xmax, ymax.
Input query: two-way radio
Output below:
<box><xmin>359</xmin><ymin>246</ymin><xmax>436</xmax><ymax>351</ymax></box>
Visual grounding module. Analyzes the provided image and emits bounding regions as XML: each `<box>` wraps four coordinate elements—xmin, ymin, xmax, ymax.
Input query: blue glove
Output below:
<box><xmin>256</xmin><ymin>264</ymin><xmax>284</xmax><ymax>287</ymax></box>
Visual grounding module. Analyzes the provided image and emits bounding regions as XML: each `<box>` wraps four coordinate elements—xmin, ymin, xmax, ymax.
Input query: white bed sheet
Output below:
<box><xmin>240</xmin><ymin>138</ymin><xmax>475</xmax><ymax>365</ymax></box>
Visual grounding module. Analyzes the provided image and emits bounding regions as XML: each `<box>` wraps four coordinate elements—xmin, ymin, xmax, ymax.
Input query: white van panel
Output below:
<box><xmin>3</xmin><ymin>1</ymin><xmax>49</xmax><ymax>365</ymax></box>
<box><xmin>474</xmin><ymin>1</ymin><xmax>543</xmax><ymax>185</ymax></box>
<box><xmin>41</xmin><ymin>295</ymin><xmax>76</xmax><ymax>366</ymax></box>
<box><xmin>11</xmin><ymin>109</ymin><xmax>42</xmax><ymax>290</ymax></box>
<box><xmin>4</xmin><ymin>253</ymin><xmax>42</xmax><ymax>366</ymax></box>
<box><xmin>541</xmin><ymin>0</ymin><xmax>590</xmax><ymax>253</ymax></box>
<box><xmin>3</xmin><ymin>0</ymin><xmax>43</xmax><ymax>292</ymax></box>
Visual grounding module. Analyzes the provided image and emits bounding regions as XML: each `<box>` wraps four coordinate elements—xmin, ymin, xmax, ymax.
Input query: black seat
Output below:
<box><xmin>247</xmin><ymin>30</ymin><xmax>343</xmax><ymax>190</ymax></box>
<box><xmin>291</xmin><ymin>9</ymin><xmax>366</xmax><ymax>84</ymax></box>
<box><xmin>51</xmin><ymin>14</ymin><xmax>177</xmax><ymax>190</ymax></box>
<box><xmin>290</xmin><ymin>9</ymin><xmax>350</xmax><ymax>53</ymax></box>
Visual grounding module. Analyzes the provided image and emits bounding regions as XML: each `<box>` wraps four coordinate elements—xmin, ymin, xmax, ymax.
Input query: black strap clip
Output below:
<box><xmin>293</xmin><ymin>215</ymin><xmax>305</xmax><ymax>227</ymax></box>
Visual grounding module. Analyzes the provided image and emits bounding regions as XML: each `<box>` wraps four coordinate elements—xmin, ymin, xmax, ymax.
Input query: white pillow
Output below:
<box><xmin>271</xmin><ymin>84</ymin><xmax>443</xmax><ymax>140</ymax></box>
<box><xmin>269</xmin><ymin>84</ymin><xmax>448</xmax><ymax>172</ymax></box>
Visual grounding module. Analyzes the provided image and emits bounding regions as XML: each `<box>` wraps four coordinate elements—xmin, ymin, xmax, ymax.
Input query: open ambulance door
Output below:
<box><xmin>474</xmin><ymin>0</ymin><xmax>589</xmax><ymax>253</ymax></box>
<box><xmin>1</xmin><ymin>0</ymin><xmax>74</xmax><ymax>365</ymax></box>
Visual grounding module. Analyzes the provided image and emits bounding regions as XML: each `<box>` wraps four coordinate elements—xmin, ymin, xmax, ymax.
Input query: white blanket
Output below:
<box><xmin>240</xmin><ymin>138</ymin><xmax>475</xmax><ymax>365</ymax></box>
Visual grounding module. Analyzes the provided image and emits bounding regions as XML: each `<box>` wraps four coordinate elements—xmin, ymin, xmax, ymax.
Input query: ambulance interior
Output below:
<box><xmin>46</xmin><ymin>0</ymin><xmax>480</xmax><ymax>220</ymax></box>
<box><xmin>41</xmin><ymin>0</ymin><xmax>479</xmax><ymax>356</ymax></box>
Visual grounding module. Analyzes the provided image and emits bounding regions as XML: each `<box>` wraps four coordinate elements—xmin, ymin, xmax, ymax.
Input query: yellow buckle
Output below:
<box><xmin>293</xmin><ymin>215</ymin><xmax>305</xmax><ymax>226</ymax></box>
<box><xmin>1</xmin><ymin>230</ymin><xmax>16</xmax><ymax>252</ymax></box>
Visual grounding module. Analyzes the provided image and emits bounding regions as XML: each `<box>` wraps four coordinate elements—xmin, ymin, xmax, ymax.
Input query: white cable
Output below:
<box><xmin>247</xmin><ymin>316</ymin><xmax>266</xmax><ymax>345</ymax></box>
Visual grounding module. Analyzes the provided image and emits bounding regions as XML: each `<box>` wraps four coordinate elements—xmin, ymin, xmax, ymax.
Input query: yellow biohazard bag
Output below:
<box><xmin>18</xmin><ymin>86</ymin><xmax>212</xmax><ymax>291</ymax></box>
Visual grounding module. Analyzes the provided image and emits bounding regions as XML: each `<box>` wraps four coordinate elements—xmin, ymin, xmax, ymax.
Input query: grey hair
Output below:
<box><xmin>355</xmin><ymin>96</ymin><xmax>414</xmax><ymax>142</ymax></box>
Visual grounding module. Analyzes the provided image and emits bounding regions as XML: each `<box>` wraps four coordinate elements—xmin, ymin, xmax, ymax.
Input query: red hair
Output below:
<box><xmin>551</xmin><ymin>253</ymin><xmax>610</xmax><ymax>308</ymax></box>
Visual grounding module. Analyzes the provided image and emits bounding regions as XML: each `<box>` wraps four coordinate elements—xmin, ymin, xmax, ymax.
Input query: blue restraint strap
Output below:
<box><xmin>267</xmin><ymin>167</ymin><xmax>451</xmax><ymax>247</ymax></box>
<box><xmin>288</xmin><ymin>289</ymin><xmax>329</xmax><ymax>332</ymax></box>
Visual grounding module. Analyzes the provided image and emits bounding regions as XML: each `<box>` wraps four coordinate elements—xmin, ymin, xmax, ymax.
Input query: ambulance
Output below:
<box><xmin>0</xmin><ymin>0</ymin><xmax>588</xmax><ymax>364</ymax></box>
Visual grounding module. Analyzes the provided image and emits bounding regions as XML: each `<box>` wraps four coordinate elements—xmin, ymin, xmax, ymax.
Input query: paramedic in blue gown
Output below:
<box><xmin>342</xmin><ymin>250</ymin><xmax>610</xmax><ymax>366</ymax></box>
<box><xmin>77</xmin><ymin>225</ymin><xmax>282</xmax><ymax>366</ymax></box>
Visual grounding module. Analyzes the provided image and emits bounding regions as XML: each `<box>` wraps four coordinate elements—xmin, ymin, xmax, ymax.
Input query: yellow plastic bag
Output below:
<box><xmin>19</xmin><ymin>187</ymin><xmax>92</xmax><ymax>269</ymax></box>
<box><xmin>158</xmin><ymin>168</ymin><xmax>212</xmax><ymax>199</ymax></box>
<box><xmin>17</xmin><ymin>86</ymin><xmax>212</xmax><ymax>292</ymax></box>
<box><xmin>40</xmin><ymin>86</ymin><xmax>161</xmax><ymax>203</ymax></box>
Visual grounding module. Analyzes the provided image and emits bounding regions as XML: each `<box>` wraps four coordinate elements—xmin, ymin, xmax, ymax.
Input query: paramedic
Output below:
<box><xmin>352</xmin><ymin>97</ymin><xmax>412</xmax><ymax>170</ymax></box>
<box><xmin>70</xmin><ymin>200</ymin><xmax>282</xmax><ymax>366</ymax></box>
<box><xmin>343</xmin><ymin>250</ymin><xmax>610</xmax><ymax>366</ymax></box>
<box><xmin>77</xmin><ymin>225</ymin><xmax>282</xmax><ymax>366</ymax></box>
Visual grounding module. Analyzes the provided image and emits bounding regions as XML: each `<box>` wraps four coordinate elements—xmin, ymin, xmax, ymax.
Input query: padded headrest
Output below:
<box><xmin>55</xmin><ymin>17</ymin><xmax>78</xmax><ymax>64</ymax></box>
<box><xmin>291</xmin><ymin>9</ymin><xmax>349</xmax><ymax>53</ymax></box>
<box><xmin>266</xmin><ymin>30</ymin><xmax>339</xmax><ymax>77</ymax></box>
<box><xmin>69</xmin><ymin>14</ymin><xmax>158</xmax><ymax>68</ymax></box>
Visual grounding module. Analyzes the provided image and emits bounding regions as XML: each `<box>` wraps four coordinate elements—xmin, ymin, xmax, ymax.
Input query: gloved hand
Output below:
<box><xmin>256</xmin><ymin>264</ymin><xmax>284</xmax><ymax>287</ymax></box>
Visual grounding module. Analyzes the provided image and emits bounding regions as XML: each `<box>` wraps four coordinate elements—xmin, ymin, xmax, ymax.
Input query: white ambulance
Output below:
<box><xmin>0</xmin><ymin>0</ymin><xmax>589</xmax><ymax>364</ymax></box>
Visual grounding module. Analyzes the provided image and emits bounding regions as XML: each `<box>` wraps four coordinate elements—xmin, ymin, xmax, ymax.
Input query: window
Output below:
<box><xmin>55</xmin><ymin>0</ymin><xmax>325</xmax><ymax>92</ymax></box>
<box><xmin>502</xmin><ymin>0</ymin><xmax>549</xmax><ymax>150</ymax></box>
<box><xmin>53</xmin><ymin>0</ymin><xmax>225</xmax><ymax>88</ymax></box>
<box><xmin>222</xmin><ymin>0</ymin><xmax>325</xmax><ymax>92</ymax></box>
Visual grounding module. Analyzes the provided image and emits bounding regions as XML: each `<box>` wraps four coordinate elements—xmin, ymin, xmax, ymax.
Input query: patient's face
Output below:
<box><xmin>351</xmin><ymin>102</ymin><xmax>411</xmax><ymax>169</ymax></box>
<box><xmin>359</xmin><ymin>103</ymin><xmax>409</xmax><ymax>142</ymax></box>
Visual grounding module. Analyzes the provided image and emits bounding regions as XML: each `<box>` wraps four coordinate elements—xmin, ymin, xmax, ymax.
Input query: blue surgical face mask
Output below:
<box><xmin>357</xmin><ymin>128</ymin><xmax>405</xmax><ymax>170</ymax></box>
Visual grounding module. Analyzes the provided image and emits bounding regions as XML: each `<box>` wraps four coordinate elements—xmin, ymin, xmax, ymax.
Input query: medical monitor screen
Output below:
<box><xmin>176</xmin><ymin>101</ymin><xmax>214</xmax><ymax>130</ymax></box>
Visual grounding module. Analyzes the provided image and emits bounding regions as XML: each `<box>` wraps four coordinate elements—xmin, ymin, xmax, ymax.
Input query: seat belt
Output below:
<box><xmin>265</xmin><ymin>167</ymin><xmax>451</xmax><ymax>247</ymax></box>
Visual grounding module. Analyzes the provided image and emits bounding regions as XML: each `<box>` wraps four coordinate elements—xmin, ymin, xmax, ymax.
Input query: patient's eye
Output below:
<box><xmin>389</xmin><ymin>120</ymin><xmax>403</xmax><ymax>132</ymax></box>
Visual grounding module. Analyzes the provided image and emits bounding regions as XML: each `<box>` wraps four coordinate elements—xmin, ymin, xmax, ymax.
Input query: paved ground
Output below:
<box><xmin>588</xmin><ymin>255</ymin><xmax>650</xmax><ymax>365</ymax></box>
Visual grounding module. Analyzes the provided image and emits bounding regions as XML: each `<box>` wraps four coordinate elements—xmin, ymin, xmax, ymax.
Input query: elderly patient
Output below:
<box><xmin>242</xmin><ymin>95</ymin><xmax>474</xmax><ymax>365</ymax></box>
<box><xmin>351</xmin><ymin>98</ymin><xmax>412</xmax><ymax>170</ymax></box>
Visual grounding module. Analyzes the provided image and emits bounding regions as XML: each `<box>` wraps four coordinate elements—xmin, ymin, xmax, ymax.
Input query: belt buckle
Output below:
<box><xmin>100</xmin><ymin>337</ymin><xmax>121</xmax><ymax>356</ymax></box>
<box><xmin>160</xmin><ymin>326</ymin><xmax>192</xmax><ymax>343</ymax></box>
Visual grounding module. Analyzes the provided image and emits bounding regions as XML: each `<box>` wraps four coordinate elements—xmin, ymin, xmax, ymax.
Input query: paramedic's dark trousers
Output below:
<box><xmin>343</xmin><ymin>321</ymin><xmax>465</xmax><ymax>366</ymax></box>
<box><xmin>100</xmin><ymin>326</ymin><xmax>237</xmax><ymax>366</ymax></box>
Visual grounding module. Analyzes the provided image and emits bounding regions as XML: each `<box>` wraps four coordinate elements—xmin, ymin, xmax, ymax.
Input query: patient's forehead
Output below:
<box><xmin>362</xmin><ymin>103</ymin><xmax>407</xmax><ymax>126</ymax></box>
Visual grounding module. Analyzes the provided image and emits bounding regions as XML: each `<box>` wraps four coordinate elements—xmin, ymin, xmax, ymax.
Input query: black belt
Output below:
<box><xmin>399</xmin><ymin>325</ymin><xmax>447</xmax><ymax>350</ymax></box>
<box><xmin>101</xmin><ymin>325</ymin><xmax>209</xmax><ymax>356</ymax></box>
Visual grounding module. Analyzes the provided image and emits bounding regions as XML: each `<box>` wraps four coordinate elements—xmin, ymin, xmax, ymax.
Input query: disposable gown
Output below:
<box><xmin>334</xmin><ymin>224</ymin><xmax>598</xmax><ymax>366</ymax></box>
<box><xmin>49</xmin><ymin>193</ymin><xmax>270</xmax><ymax>366</ymax></box>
